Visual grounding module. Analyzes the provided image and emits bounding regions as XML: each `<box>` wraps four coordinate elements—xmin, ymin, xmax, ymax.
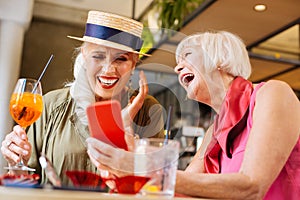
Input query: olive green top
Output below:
<box><xmin>27</xmin><ymin>87</ymin><xmax>164</xmax><ymax>186</ymax></box>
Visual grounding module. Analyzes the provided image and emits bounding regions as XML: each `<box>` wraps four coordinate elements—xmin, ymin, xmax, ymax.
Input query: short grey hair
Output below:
<box><xmin>176</xmin><ymin>31</ymin><xmax>251</xmax><ymax>79</ymax></box>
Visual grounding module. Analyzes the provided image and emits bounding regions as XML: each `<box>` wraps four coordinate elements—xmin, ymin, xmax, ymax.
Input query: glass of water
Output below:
<box><xmin>134</xmin><ymin>138</ymin><xmax>180</xmax><ymax>197</ymax></box>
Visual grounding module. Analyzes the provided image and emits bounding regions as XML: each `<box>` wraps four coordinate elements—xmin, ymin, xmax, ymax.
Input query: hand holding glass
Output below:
<box><xmin>5</xmin><ymin>78</ymin><xmax>43</xmax><ymax>171</ymax></box>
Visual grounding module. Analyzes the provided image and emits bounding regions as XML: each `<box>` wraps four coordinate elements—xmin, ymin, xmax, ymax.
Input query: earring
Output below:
<box><xmin>217</xmin><ymin>66</ymin><xmax>221</xmax><ymax>71</ymax></box>
<box><xmin>184</xmin><ymin>94</ymin><xmax>188</xmax><ymax>101</ymax></box>
<box><xmin>127</xmin><ymin>70</ymin><xmax>134</xmax><ymax>103</ymax></box>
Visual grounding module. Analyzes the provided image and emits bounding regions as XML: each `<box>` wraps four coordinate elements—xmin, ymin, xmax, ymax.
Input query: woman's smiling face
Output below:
<box><xmin>174</xmin><ymin>45</ymin><xmax>211</xmax><ymax>104</ymax></box>
<box><xmin>82</xmin><ymin>43</ymin><xmax>137</xmax><ymax>100</ymax></box>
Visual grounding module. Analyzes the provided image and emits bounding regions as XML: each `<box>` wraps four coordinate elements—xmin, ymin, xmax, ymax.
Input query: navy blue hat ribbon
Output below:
<box><xmin>85</xmin><ymin>23</ymin><xmax>143</xmax><ymax>50</ymax></box>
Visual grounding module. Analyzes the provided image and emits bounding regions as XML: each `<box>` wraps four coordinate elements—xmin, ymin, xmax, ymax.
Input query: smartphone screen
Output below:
<box><xmin>86</xmin><ymin>100</ymin><xmax>128</xmax><ymax>151</ymax></box>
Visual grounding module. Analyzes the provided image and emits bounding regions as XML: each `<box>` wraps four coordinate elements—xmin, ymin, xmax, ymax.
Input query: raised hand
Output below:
<box><xmin>122</xmin><ymin>70</ymin><xmax>148</xmax><ymax>128</ymax></box>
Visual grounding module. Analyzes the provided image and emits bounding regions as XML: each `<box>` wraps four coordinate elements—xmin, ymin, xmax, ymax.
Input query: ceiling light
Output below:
<box><xmin>254</xmin><ymin>4</ymin><xmax>267</xmax><ymax>12</ymax></box>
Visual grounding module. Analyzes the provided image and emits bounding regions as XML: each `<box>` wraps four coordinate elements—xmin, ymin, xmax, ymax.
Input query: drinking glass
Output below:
<box><xmin>4</xmin><ymin>78</ymin><xmax>43</xmax><ymax>171</ymax></box>
<box><xmin>134</xmin><ymin>138</ymin><xmax>179</xmax><ymax>197</ymax></box>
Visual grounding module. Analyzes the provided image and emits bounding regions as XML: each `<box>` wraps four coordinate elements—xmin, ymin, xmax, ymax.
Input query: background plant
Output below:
<box><xmin>155</xmin><ymin>0</ymin><xmax>204</xmax><ymax>32</ymax></box>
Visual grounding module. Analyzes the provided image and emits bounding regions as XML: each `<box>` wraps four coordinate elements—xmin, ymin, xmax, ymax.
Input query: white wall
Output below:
<box><xmin>0</xmin><ymin>0</ymin><xmax>34</xmax><ymax>173</ymax></box>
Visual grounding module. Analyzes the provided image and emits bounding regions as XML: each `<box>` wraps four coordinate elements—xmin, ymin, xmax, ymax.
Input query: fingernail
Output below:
<box><xmin>24</xmin><ymin>145</ymin><xmax>30</xmax><ymax>150</ymax></box>
<box><xmin>23</xmin><ymin>150</ymin><xmax>28</xmax><ymax>155</ymax></box>
<box><xmin>21</xmin><ymin>134</ymin><xmax>27</xmax><ymax>140</ymax></box>
<box><xmin>100</xmin><ymin>170</ymin><xmax>109</xmax><ymax>177</ymax></box>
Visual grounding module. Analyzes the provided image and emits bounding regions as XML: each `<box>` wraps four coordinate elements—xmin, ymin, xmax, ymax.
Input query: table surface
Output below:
<box><xmin>0</xmin><ymin>186</ymin><xmax>207</xmax><ymax>200</ymax></box>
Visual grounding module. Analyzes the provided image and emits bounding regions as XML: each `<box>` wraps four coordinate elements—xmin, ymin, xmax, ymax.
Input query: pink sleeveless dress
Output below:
<box><xmin>204</xmin><ymin>77</ymin><xmax>300</xmax><ymax>199</ymax></box>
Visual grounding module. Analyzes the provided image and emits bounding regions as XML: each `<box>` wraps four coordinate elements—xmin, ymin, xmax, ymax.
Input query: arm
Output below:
<box><xmin>240</xmin><ymin>81</ymin><xmax>300</xmax><ymax>196</ymax></box>
<box><xmin>175</xmin><ymin>81</ymin><xmax>300</xmax><ymax>199</ymax></box>
<box><xmin>184</xmin><ymin>124</ymin><xmax>213</xmax><ymax>173</ymax></box>
<box><xmin>177</xmin><ymin>125</ymin><xmax>258</xmax><ymax>199</ymax></box>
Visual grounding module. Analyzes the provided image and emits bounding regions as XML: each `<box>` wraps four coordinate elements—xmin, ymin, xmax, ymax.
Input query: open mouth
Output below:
<box><xmin>97</xmin><ymin>76</ymin><xmax>119</xmax><ymax>89</ymax></box>
<box><xmin>181</xmin><ymin>73</ymin><xmax>194</xmax><ymax>86</ymax></box>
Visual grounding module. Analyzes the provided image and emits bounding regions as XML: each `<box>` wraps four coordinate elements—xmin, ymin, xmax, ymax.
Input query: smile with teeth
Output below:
<box><xmin>181</xmin><ymin>73</ymin><xmax>194</xmax><ymax>86</ymax></box>
<box><xmin>98</xmin><ymin>76</ymin><xmax>119</xmax><ymax>87</ymax></box>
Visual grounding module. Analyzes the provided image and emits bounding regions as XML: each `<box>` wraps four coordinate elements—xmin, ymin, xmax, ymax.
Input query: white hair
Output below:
<box><xmin>176</xmin><ymin>31</ymin><xmax>252</xmax><ymax>79</ymax></box>
<box><xmin>73</xmin><ymin>52</ymin><xmax>84</xmax><ymax>79</ymax></box>
<box><xmin>69</xmin><ymin>52</ymin><xmax>94</xmax><ymax>125</ymax></box>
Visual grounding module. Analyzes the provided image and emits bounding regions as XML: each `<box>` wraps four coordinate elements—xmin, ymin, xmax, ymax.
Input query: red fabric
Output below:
<box><xmin>204</xmin><ymin>77</ymin><xmax>253</xmax><ymax>173</ymax></box>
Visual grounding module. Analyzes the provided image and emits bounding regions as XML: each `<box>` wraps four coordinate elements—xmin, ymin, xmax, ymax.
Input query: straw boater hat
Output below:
<box><xmin>68</xmin><ymin>11</ymin><xmax>149</xmax><ymax>56</ymax></box>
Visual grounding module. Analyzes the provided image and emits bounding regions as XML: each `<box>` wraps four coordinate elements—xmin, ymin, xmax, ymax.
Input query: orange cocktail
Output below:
<box><xmin>10</xmin><ymin>92</ymin><xmax>43</xmax><ymax>128</ymax></box>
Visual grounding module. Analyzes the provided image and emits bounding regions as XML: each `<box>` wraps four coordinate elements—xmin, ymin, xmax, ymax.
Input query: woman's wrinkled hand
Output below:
<box><xmin>1</xmin><ymin>125</ymin><xmax>32</xmax><ymax>167</ymax></box>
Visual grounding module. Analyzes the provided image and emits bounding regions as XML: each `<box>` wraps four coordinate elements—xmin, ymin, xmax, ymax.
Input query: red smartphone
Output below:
<box><xmin>86</xmin><ymin>100</ymin><xmax>128</xmax><ymax>151</ymax></box>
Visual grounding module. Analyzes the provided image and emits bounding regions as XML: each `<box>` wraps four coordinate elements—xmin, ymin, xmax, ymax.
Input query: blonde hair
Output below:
<box><xmin>176</xmin><ymin>31</ymin><xmax>251</xmax><ymax>79</ymax></box>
